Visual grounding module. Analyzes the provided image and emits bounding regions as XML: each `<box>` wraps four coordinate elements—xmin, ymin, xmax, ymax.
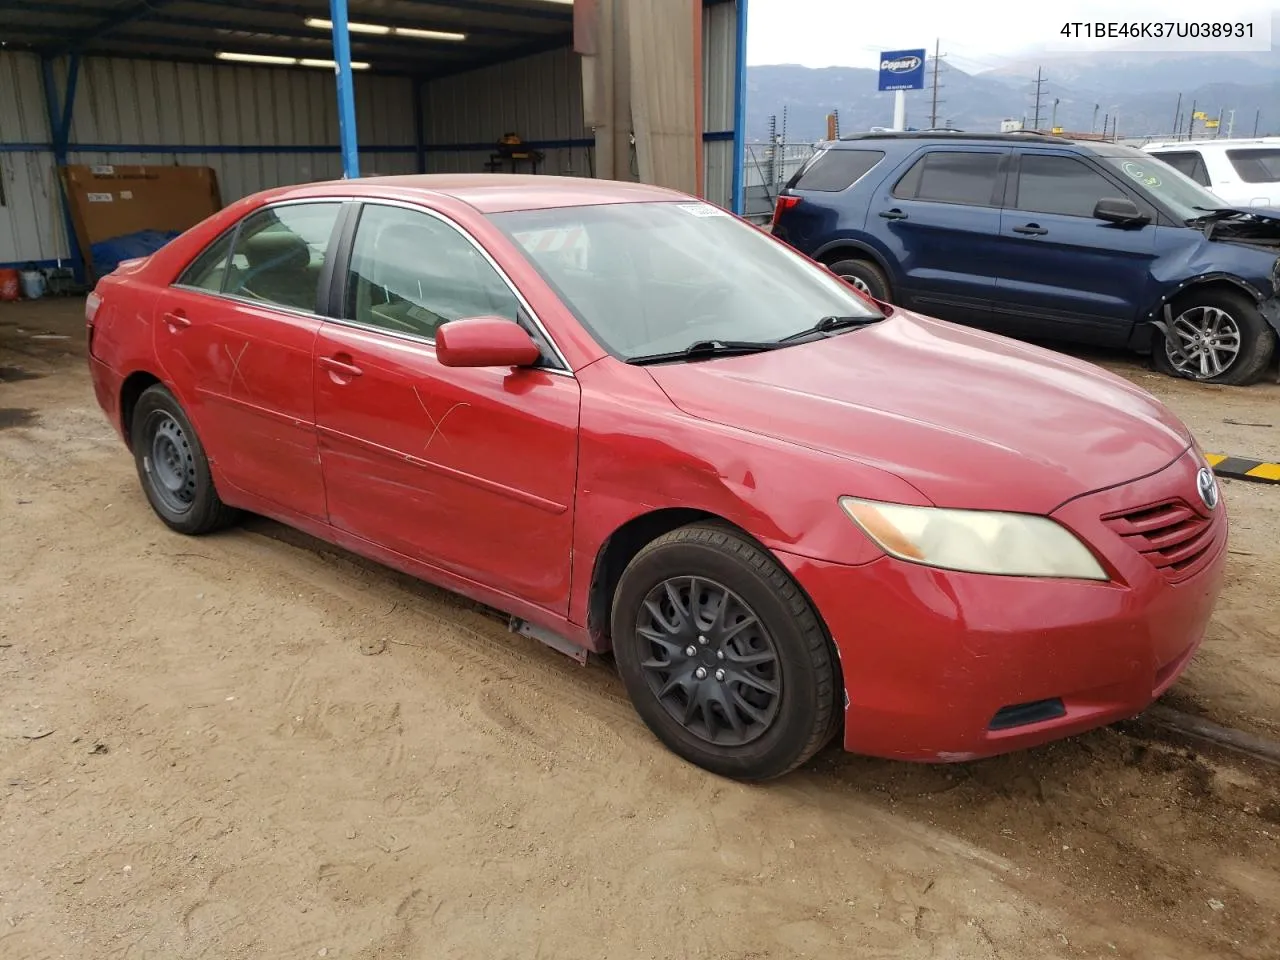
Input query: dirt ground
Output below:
<box><xmin>2</xmin><ymin>298</ymin><xmax>1278</xmax><ymax>960</ymax></box>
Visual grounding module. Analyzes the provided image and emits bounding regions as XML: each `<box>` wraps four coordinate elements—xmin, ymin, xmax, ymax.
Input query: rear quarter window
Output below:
<box><xmin>892</xmin><ymin>151</ymin><xmax>1004</xmax><ymax>206</ymax></box>
<box><xmin>1226</xmin><ymin>148</ymin><xmax>1280</xmax><ymax>184</ymax></box>
<box><xmin>790</xmin><ymin>149</ymin><xmax>885</xmax><ymax>192</ymax></box>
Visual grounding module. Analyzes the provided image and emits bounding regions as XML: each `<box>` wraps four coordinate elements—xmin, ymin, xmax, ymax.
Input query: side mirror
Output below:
<box><xmin>435</xmin><ymin>316</ymin><xmax>541</xmax><ymax>368</ymax></box>
<box><xmin>1093</xmin><ymin>197</ymin><xmax>1150</xmax><ymax>226</ymax></box>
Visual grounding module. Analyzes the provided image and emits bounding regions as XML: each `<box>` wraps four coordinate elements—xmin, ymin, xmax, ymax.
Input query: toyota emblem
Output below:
<box><xmin>1196</xmin><ymin>467</ymin><xmax>1219</xmax><ymax>510</ymax></box>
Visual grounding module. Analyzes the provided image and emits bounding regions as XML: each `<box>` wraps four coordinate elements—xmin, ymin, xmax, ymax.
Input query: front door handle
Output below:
<box><xmin>319</xmin><ymin>355</ymin><xmax>363</xmax><ymax>378</ymax></box>
<box><xmin>1012</xmin><ymin>223</ymin><xmax>1048</xmax><ymax>236</ymax></box>
<box><xmin>162</xmin><ymin>310</ymin><xmax>190</xmax><ymax>330</ymax></box>
<box><xmin>878</xmin><ymin>208</ymin><xmax>909</xmax><ymax>221</ymax></box>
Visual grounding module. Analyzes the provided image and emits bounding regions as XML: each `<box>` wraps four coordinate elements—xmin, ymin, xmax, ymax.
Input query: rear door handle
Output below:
<box><xmin>1012</xmin><ymin>223</ymin><xmax>1048</xmax><ymax>235</ymax></box>
<box><xmin>878</xmin><ymin>208</ymin><xmax>908</xmax><ymax>221</ymax></box>
<box><xmin>162</xmin><ymin>310</ymin><xmax>190</xmax><ymax>330</ymax></box>
<box><xmin>319</xmin><ymin>355</ymin><xmax>363</xmax><ymax>378</ymax></box>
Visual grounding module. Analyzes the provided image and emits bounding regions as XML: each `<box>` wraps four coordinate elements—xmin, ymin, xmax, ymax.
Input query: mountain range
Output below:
<box><xmin>747</xmin><ymin>50</ymin><xmax>1280</xmax><ymax>143</ymax></box>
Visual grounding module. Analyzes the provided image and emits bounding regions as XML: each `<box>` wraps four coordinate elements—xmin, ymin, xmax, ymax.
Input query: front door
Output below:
<box><xmin>313</xmin><ymin>202</ymin><xmax>581</xmax><ymax>613</ymax></box>
<box><xmin>992</xmin><ymin>151</ymin><xmax>1159</xmax><ymax>347</ymax></box>
<box><xmin>154</xmin><ymin>201</ymin><xmax>344</xmax><ymax>519</ymax></box>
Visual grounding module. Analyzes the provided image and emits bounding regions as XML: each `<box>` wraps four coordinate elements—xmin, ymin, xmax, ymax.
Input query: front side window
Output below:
<box><xmin>1226</xmin><ymin>148</ymin><xmax>1280</xmax><ymax>184</ymax></box>
<box><xmin>345</xmin><ymin>204</ymin><xmax>519</xmax><ymax>340</ymax></box>
<box><xmin>489</xmin><ymin>201</ymin><xmax>881</xmax><ymax>361</ymax></box>
<box><xmin>892</xmin><ymin>151</ymin><xmax>1003</xmax><ymax>206</ymax></box>
<box><xmin>222</xmin><ymin>203</ymin><xmax>341</xmax><ymax>313</ymax></box>
<box><xmin>1153</xmin><ymin>151</ymin><xmax>1211</xmax><ymax>186</ymax></box>
<box><xmin>1013</xmin><ymin>154</ymin><xmax>1122</xmax><ymax>218</ymax></box>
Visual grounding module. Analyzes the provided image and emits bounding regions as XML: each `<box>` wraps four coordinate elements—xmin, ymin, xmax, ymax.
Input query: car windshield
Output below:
<box><xmin>487</xmin><ymin>201</ymin><xmax>881</xmax><ymax>360</ymax></box>
<box><xmin>1100</xmin><ymin>151</ymin><xmax>1227</xmax><ymax>221</ymax></box>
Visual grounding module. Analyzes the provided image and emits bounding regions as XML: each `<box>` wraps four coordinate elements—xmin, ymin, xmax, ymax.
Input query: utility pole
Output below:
<box><xmin>1254</xmin><ymin>109</ymin><xmax>1261</xmax><ymax>137</ymax></box>
<box><xmin>1102</xmin><ymin>113</ymin><xmax>1109</xmax><ymax>139</ymax></box>
<box><xmin>1091</xmin><ymin>103</ymin><xmax>1099</xmax><ymax>134</ymax></box>
<box><xmin>1227</xmin><ymin>109</ymin><xmax>1235</xmax><ymax>138</ymax></box>
<box><xmin>1188</xmin><ymin>99</ymin><xmax>1197</xmax><ymax>139</ymax></box>
<box><xmin>1051</xmin><ymin>97</ymin><xmax>1059</xmax><ymax>131</ymax></box>
<box><xmin>928</xmin><ymin>38</ymin><xmax>946</xmax><ymax>129</ymax></box>
<box><xmin>1216</xmin><ymin>108</ymin><xmax>1224</xmax><ymax>139</ymax></box>
<box><xmin>1172</xmin><ymin>93</ymin><xmax>1181</xmax><ymax>139</ymax></box>
<box><xmin>1030</xmin><ymin>67</ymin><xmax>1047</xmax><ymax>131</ymax></box>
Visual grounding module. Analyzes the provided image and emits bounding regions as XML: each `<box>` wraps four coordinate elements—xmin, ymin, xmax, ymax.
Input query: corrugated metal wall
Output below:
<box><xmin>3</xmin><ymin>1</ymin><xmax>740</xmax><ymax>264</ymax></box>
<box><xmin>703</xmin><ymin>0</ymin><xmax>737</xmax><ymax>211</ymax></box>
<box><xmin>1</xmin><ymin>50</ymin><xmax>417</xmax><ymax>266</ymax></box>
<box><xmin>421</xmin><ymin>47</ymin><xmax>593</xmax><ymax>180</ymax></box>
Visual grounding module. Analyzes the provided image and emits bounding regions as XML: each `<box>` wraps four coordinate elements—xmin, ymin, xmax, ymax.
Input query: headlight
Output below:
<box><xmin>839</xmin><ymin>497</ymin><xmax>1109</xmax><ymax>581</ymax></box>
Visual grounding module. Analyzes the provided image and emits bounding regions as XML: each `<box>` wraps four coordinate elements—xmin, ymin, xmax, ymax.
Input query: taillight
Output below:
<box><xmin>772</xmin><ymin>195</ymin><xmax>801</xmax><ymax>228</ymax></box>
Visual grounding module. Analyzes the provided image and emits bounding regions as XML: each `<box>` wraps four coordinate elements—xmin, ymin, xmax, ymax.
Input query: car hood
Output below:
<box><xmin>645</xmin><ymin>311</ymin><xmax>1192</xmax><ymax>514</ymax></box>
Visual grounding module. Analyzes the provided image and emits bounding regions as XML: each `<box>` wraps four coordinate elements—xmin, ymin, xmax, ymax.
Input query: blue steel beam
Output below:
<box><xmin>730</xmin><ymin>0</ymin><xmax>748</xmax><ymax>214</ymax></box>
<box><xmin>329</xmin><ymin>0</ymin><xmax>361</xmax><ymax>178</ymax></box>
<box><xmin>39</xmin><ymin>53</ymin><xmax>86</xmax><ymax>282</ymax></box>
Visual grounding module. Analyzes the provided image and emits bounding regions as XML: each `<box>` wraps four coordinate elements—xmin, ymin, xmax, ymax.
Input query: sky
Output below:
<box><xmin>745</xmin><ymin>0</ymin><xmax>1276</xmax><ymax>72</ymax></box>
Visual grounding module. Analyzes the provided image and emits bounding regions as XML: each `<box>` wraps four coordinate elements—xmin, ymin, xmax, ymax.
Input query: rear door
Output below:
<box><xmin>865</xmin><ymin>147</ymin><xmax>1008</xmax><ymax>325</ymax></box>
<box><xmin>992</xmin><ymin>150</ymin><xmax>1159</xmax><ymax>347</ymax></box>
<box><xmin>155</xmin><ymin>200</ymin><xmax>344</xmax><ymax>519</ymax></box>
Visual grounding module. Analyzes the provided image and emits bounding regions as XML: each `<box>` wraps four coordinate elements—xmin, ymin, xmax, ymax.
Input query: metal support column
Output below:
<box><xmin>40</xmin><ymin>53</ymin><xmax>85</xmax><ymax>282</ymax></box>
<box><xmin>329</xmin><ymin>0</ymin><xmax>360</xmax><ymax>178</ymax></box>
<box><xmin>730</xmin><ymin>0</ymin><xmax>748</xmax><ymax>215</ymax></box>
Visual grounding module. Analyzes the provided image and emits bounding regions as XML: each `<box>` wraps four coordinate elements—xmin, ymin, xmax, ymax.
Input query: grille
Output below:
<box><xmin>1102</xmin><ymin>498</ymin><xmax>1218</xmax><ymax>581</ymax></box>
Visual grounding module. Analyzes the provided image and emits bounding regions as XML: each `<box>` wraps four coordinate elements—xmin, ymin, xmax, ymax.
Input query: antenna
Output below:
<box><xmin>1030</xmin><ymin>67</ymin><xmax>1047</xmax><ymax>131</ymax></box>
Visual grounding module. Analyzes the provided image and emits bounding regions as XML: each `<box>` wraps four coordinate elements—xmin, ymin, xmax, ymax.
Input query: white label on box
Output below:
<box><xmin>120</xmin><ymin>190</ymin><xmax>134</xmax><ymax>199</ymax></box>
<box><xmin>87</xmin><ymin>192</ymin><xmax>114</xmax><ymax>202</ymax></box>
<box><xmin>90</xmin><ymin>165</ymin><xmax>115</xmax><ymax>175</ymax></box>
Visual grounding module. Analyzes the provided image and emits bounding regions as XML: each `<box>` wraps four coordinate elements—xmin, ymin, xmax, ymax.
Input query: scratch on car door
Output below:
<box><xmin>413</xmin><ymin>385</ymin><xmax>470</xmax><ymax>451</ymax></box>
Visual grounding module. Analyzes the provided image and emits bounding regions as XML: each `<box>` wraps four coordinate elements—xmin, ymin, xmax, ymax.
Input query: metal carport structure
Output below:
<box><xmin>0</xmin><ymin>0</ymin><xmax>748</xmax><ymax>279</ymax></box>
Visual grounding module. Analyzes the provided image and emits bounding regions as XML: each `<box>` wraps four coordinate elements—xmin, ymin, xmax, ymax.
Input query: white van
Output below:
<box><xmin>1142</xmin><ymin>138</ymin><xmax>1280</xmax><ymax>209</ymax></box>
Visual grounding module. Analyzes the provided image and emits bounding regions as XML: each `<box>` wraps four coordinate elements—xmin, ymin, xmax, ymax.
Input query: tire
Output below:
<box><xmin>611</xmin><ymin>523</ymin><xmax>839</xmax><ymax>781</ymax></box>
<box><xmin>828</xmin><ymin>257</ymin><xmax>891</xmax><ymax>302</ymax></box>
<box><xmin>1153</xmin><ymin>287</ymin><xmax>1276</xmax><ymax>386</ymax></box>
<box><xmin>131</xmin><ymin>384</ymin><xmax>238</xmax><ymax>535</ymax></box>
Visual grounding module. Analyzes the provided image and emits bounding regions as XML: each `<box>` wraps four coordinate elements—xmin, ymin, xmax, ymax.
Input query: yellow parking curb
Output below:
<box><xmin>1205</xmin><ymin>453</ymin><xmax>1280</xmax><ymax>484</ymax></box>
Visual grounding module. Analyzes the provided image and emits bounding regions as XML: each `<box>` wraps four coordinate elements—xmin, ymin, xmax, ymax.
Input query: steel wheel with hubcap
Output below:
<box><xmin>145</xmin><ymin>412</ymin><xmax>198</xmax><ymax>514</ymax></box>
<box><xmin>636</xmin><ymin>576</ymin><xmax>781</xmax><ymax>746</ymax></box>
<box><xmin>612</xmin><ymin>523</ymin><xmax>839</xmax><ymax>781</ymax></box>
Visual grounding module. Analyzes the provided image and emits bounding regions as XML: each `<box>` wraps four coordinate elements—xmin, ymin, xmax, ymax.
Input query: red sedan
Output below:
<box><xmin>86</xmin><ymin>175</ymin><xmax>1227</xmax><ymax>780</ymax></box>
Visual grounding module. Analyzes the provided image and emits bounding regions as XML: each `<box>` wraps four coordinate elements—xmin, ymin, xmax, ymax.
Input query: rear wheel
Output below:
<box><xmin>131</xmin><ymin>384</ymin><xmax>238</xmax><ymax>535</ymax></box>
<box><xmin>827</xmin><ymin>258</ymin><xmax>891</xmax><ymax>302</ymax></box>
<box><xmin>1154</xmin><ymin>288</ymin><xmax>1275</xmax><ymax>385</ymax></box>
<box><xmin>611</xmin><ymin>523</ymin><xmax>839</xmax><ymax>781</ymax></box>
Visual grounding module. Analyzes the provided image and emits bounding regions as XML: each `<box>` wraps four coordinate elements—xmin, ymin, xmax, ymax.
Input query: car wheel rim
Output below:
<box><xmin>146</xmin><ymin>414</ymin><xmax>197</xmax><ymax>513</ymax></box>
<box><xmin>841</xmin><ymin>274</ymin><xmax>873</xmax><ymax>295</ymax></box>
<box><xmin>1166</xmin><ymin>306</ymin><xmax>1241</xmax><ymax>379</ymax></box>
<box><xmin>635</xmin><ymin>576</ymin><xmax>782</xmax><ymax>747</ymax></box>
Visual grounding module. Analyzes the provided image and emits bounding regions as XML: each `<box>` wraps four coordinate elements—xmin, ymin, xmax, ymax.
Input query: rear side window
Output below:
<box><xmin>791</xmin><ymin>149</ymin><xmax>885</xmax><ymax>192</ymax></box>
<box><xmin>1226</xmin><ymin>148</ymin><xmax>1280</xmax><ymax>184</ymax></box>
<box><xmin>177</xmin><ymin>230</ymin><xmax>236</xmax><ymax>292</ymax></box>
<box><xmin>892</xmin><ymin>151</ymin><xmax>1003</xmax><ymax>206</ymax></box>
<box><xmin>1013</xmin><ymin>154</ymin><xmax>1121</xmax><ymax>218</ymax></box>
<box><xmin>223</xmin><ymin>203</ymin><xmax>342</xmax><ymax>313</ymax></box>
<box><xmin>1154</xmin><ymin>151</ymin><xmax>1211</xmax><ymax>186</ymax></box>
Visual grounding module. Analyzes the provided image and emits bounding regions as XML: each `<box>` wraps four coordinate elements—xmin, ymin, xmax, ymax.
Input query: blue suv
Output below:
<box><xmin>772</xmin><ymin>132</ymin><xmax>1280</xmax><ymax>385</ymax></box>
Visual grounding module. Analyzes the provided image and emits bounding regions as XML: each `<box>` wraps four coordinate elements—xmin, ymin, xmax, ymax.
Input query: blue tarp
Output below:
<box><xmin>91</xmin><ymin>229</ymin><xmax>180</xmax><ymax>277</ymax></box>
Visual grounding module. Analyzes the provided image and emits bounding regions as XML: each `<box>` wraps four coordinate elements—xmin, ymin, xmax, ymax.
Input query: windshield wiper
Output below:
<box><xmin>778</xmin><ymin>314</ymin><xmax>883</xmax><ymax>343</ymax></box>
<box><xmin>1186</xmin><ymin>206</ymin><xmax>1250</xmax><ymax>223</ymax></box>
<box><xmin>626</xmin><ymin>339</ymin><xmax>784</xmax><ymax>366</ymax></box>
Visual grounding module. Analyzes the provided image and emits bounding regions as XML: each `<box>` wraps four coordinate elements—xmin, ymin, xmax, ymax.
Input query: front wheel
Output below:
<box><xmin>1154</xmin><ymin>288</ymin><xmax>1276</xmax><ymax>385</ymax></box>
<box><xmin>131</xmin><ymin>384</ymin><xmax>238</xmax><ymax>535</ymax></box>
<box><xmin>611</xmin><ymin>524</ymin><xmax>839</xmax><ymax>781</ymax></box>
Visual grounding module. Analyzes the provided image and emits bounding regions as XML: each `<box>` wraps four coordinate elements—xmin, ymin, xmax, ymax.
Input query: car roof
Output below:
<box><xmin>271</xmin><ymin>174</ymin><xmax>690</xmax><ymax>214</ymax></box>
<box><xmin>1144</xmin><ymin>138</ymin><xmax>1280</xmax><ymax>150</ymax></box>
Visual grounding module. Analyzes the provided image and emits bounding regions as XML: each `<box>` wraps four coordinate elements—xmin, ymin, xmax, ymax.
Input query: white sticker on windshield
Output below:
<box><xmin>677</xmin><ymin>203</ymin><xmax>730</xmax><ymax>218</ymax></box>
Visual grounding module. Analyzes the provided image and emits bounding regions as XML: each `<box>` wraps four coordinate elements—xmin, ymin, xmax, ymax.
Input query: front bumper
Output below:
<box><xmin>780</xmin><ymin>451</ymin><xmax>1228</xmax><ymax>761</ymax></box>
